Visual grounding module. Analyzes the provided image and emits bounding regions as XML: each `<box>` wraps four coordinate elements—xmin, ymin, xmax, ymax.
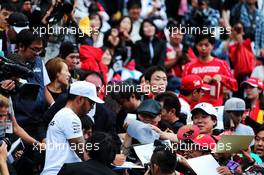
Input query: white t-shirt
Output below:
<box><xmin>41</xmin><ymin>107</ymin><xmax>82</xmax><ymax>175</ymax></box>
<box><xmin>235</xmin><ymin>123</ymin><xmax>254</xmax><ymax>136</ymax></box>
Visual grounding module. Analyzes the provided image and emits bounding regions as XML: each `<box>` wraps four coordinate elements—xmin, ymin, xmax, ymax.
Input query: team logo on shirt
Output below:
<box><xmin>193</xmin><ymin>80</ymin><xmax>201</xmax><ymax>87</ymax></box>
<box><xmin>50</xmin><ymin>121</ymin><xmax>55</xmax><ymax>126</ymax></box>
<box><xmin>191</xmin><ymin>66</ymin><xmax>220</xmax><ymax>74</ymax></box>
<box><xmin>72</xmin><ymin>121</ymin><xmax>81</xmax><ymax>134</ymax></box>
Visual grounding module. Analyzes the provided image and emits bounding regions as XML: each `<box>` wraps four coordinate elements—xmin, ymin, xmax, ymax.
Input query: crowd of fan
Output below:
<box><xmin>0</xmin><ymin>0</ymin><xmax>264</xmax><ymax>175</ymax></box>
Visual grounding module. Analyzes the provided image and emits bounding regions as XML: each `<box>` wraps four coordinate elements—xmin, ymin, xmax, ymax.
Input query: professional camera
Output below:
<box><xmin>0</xmin><ymin>53</ymin><xmax>40</xmax><ymax>100</ymax></box>
<box><xmin>48</xmin><ymin>0</ymin><xmax>73</xmax><ymax>24</ymax></box>
<box><xmin>0</xmin><ymin>54</ymin><xmax>34</xmax><ymax>80</ymax></box>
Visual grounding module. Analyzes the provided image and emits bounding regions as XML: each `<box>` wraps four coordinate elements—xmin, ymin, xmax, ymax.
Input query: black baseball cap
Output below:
<box><xmin>7</xmin><ymin>12</ymin><xmax>29</xmax><ymax>33</ymax></box>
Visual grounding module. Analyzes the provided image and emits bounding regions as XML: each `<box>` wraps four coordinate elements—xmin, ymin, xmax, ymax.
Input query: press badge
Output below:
<box><xmin>5</xmin><ymin>120</ymin><xmax>13</xmax><ymax>134</ymax></box>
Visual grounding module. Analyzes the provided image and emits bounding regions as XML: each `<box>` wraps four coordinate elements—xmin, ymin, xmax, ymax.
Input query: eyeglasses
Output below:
<box><xmin>29</xmin><ymin>47</ymin><xmax>43</xmax><ymax>55</ymax></box>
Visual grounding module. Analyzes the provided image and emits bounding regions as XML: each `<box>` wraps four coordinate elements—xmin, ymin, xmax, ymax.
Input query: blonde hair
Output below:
<box><xmin>0</xmin><ymin>95</ymin><xmax>9</xmax><ymax>108</ymax></box>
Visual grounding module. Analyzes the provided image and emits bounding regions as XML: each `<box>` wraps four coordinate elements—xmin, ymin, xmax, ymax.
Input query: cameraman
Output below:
<box><xmin>1</xmin><ymin>29</ymin><xmax>49</xmax><ymax>174</ymax></box>
<box><xmin>10</xmin><ymin>29</ymin><xmax>50</xmax><ymax>140</ymax></box>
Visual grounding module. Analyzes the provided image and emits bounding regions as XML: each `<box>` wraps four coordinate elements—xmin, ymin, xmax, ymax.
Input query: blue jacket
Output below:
<box><xmin>12</xmin><ymin>57</ymin><xmax>46</xmax><ymax>125</ymax></box>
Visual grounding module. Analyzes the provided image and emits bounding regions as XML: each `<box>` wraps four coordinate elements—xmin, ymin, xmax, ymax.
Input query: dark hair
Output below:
<box><xmin>144</xmin><ymin>66</ymin><xmax>166</xmax><ymax>81</ymax></box>
<box><xmin>155</xmin><ymin>91</ymin><xmax>181</xmax><ymax>117</ymax></box>
<box><xmin>195</xmin><ymin>33</ymin><xmax>215</xmax><ymax>45</ymax></box>
<box><xmin>139</xmin><ymin>18</ymin><xmax>158</xmax><ymax>39</ymax></box>
<box><xmin>179</xmin><ymin>89</ymin><xmax>193</xmax><ymax>96</ymax></box>
<box><xmin>100</xmin><ymin>46</ymin><xmax>111</xmax><ymax>53</ymax></box>
<box><xmin>59</xmin><ymin>41</ymin><xmax>79</xmax><ymax>59</ymax></box>
<box><xmin>166</xmin><ymin>19</ymin><xmax>179</xmax><ymax>29</ymax></box>
<box><xmin>110</xmin><ymin>80</ymin><xmax>142</xmax><ymax>102</ymax></box>
<box><xmin>86</xmin><ymin>132</ymin><xmax>117</xmax><ymax>166</ymax></box>
<box><xmin>103</xmin><ymin>28</ymin><xmax>120</xmax><ymax>48</ymax></box>
<box><xmin>80</xmin><ymin>116</ymin><xmax>94</xmax><ymax>130</ymax></box>
<box><xmin>127</xmin><ymin>0</ymin><xmax>142</xmax><ymax>10</ymax></box>
<box><xmin>89</xmin><ymin>12</ymin><xmax>103</xmax><ymax>31</ymax></box>
<box><xmin>151</xmin><ymin>145</ymin><xmax>177</xmax><ymax>174</ymax></box>
<box><xmin>256</xmin><ymin>125</ymin><xmax>264</xmax><ymax>135</ymax></box>
<box><xmin>16</xmin><ymin>29</ymin><xmax>42</xmax><ymax>48</ymax></box>
<box><xmin>0</xmin><ymin>2</ymin><xmax>16</xmax><ymax>12</ymax></box>
<box><xmin>81</xmin><ymin>70</ymin><xmax>105</xmax><ymax>86</ymax></box>
<box><xmin>67</xmin><ymin>93</ymin><xmax>78</xmax><ymax>101</ymax></box>
<box><xmin>119</xmin><ymin>16</ymin><xmax>133</xmax><ymax>34</ymax></box>
<box><xmin>88</xmin><ymin>1</ymin><xmax>100</xmax><ymax>14</ymax></box>
<box><xmin>232</xmin><ymin>21</ymin><xmax>244</xmax><ymax>34</ymax></box>
<box><xmin>139</xmin><ymin>74</ymin><xmax>145</xmax><ymax>83</ymax></box>
<box><xmin>245</xmin><ymin>91</ymin><xmax>264</xmax><ymax>110</ymax></box>
<box><xmin>223</xmin><ymin>111</ymin><xmax>233</xmax><ymax>130</ymax></box>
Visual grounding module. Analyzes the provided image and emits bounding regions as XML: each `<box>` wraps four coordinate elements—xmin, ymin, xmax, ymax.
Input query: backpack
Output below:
<box><xmin>229</xmin><ymin>38</ymin><xmax>255</xmax><ymax>78</ymax></box>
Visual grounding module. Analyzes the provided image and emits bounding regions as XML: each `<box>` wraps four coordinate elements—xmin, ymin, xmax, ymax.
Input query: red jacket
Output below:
<box><xmin>79</xmin><ymin>45</ymin><xmax>108</xmax><ymax>84</ymax></box>
<box><xmin>182</xmin><ymin>57</ymin><xmax>238</xmax><ymax>106</ymax></box>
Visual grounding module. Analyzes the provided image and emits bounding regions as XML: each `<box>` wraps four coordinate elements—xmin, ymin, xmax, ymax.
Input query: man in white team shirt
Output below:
<box><xmin>41</xmin><ymin>81</ymin><xmax>104</xmax><ymax>175</ymax></box>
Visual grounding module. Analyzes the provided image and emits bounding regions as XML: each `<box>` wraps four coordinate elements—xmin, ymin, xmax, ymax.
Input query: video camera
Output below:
<box><xmin>0</xmin><ymin>54</ymin><xmax>40</xmax><ymax>100</ymax></box>
<box><xmin>0</xmin><ymin>54</ymin><xmax>34</xmax><ymax>80</ymax></box>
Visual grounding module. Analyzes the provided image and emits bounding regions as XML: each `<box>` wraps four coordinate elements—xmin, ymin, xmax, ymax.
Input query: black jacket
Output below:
<box><xmin>133</xmin><ymin>37</ymin><xmax>166</xmax><ymax>72</ymax></box>
<box><xmin>58</xmin><ymin>160</ymin><xmax>117</xmax><ymax>175</ymax></box>
<box><xmin>94</xmin><ymin>103</ymin><xmax>117</xmax><ymax>134</ymax></box>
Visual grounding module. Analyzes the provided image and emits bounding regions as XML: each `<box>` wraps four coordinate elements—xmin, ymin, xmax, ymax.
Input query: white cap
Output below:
<box><xmin>191</xmin><ymin>102</ymin><xmax>218</xmax><ymax>118</ymax></box>
<box><xmin>69</xmin><ymin>81</ymin><xmax>104</xmax><ymax>104</ymax></box>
